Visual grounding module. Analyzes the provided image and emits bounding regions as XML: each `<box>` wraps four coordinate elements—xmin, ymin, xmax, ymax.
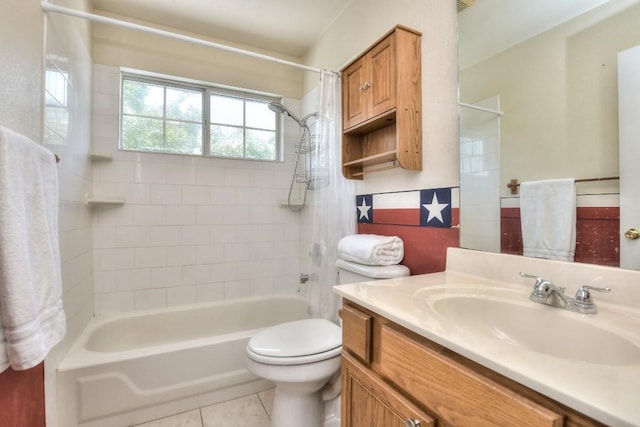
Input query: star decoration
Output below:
<box><xmin>422</xmin><ymin>193</ymin><xmax>448</xmax><ymax>224</ymax></box>
<box><xmin>358</xmin><ymin>198</ymin><xmax>372</xmax><ymax>221</ymax></box>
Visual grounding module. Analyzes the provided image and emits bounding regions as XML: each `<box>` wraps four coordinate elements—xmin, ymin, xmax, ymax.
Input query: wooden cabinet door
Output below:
<box><xmin>342</xmin><ymin>353</ymin><xmax>435</xmax><ymax>427</ymax></box>
<box><xmin>342</xmin><ymin>32</ymin><xmax>397</xmax><ymax>131</ymax></box>
<box><xmin>369</xmin><ymin>33</ymin><xmax>396</xmax><ymax>119</ymax></box>
<box><xmin>342</xmin><ymin>56</ymin><xmax>370</xmax><ymax>130</ymax></box>
<box><xmin>378</xmin><ymin>325</ymin><xmax>564</xmax><ymax>427</ymax></box>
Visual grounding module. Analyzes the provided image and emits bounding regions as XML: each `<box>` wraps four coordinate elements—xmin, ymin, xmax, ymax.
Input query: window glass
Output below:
<box><xmin>210</xmin><ymin>94</ymin><xmax>244</xmax><ymax>126</ymax></box>
<box><xmin>122</xmin><ymin>80</ymin><xmax>164</xmax><ymax>117</ymax></box>
<box><xmin>120</xmin><ymin>73</ymin><xmax>280</xmax><ymax>161</ymax></box>
<box><xmin>210</xmin><ymin>125</ymin><xmax>244</xmax><ymax>157</ymax></box>
<box><xmin>121</xmin><ymin>116</ymin><xmax>164</xmax><ymax>151</ymax></box>
<box><xmin>246</xmin><ymin>100</ymin><xmax>276</xmax><ymax>130</ymax></box>
<box><xmin>166</xmin><ymin>87</ymin><xmax>202</xmax><ymax>121</ymax></box>
<box><xmin>246</xmin><ymin>129</ymin><xmax>276</xmax><ymax>160</ymax></box>
<box><xmin>166</xmin><ymin>121</ymin><xmax>203</xmax><ymax>154</ymax></box>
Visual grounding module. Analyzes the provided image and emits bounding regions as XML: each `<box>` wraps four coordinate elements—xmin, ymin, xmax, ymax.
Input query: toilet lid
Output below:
<box><xmin>248</xmin><ymin>319</ymin><xmax>342</xmax><ymax>358</ymax></box>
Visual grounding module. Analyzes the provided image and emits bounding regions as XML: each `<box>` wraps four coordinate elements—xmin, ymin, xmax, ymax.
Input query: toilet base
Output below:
<box><xmin>271</xmin><ymin>386</ymin><xmax>324</xmax><ymax>427</ymax></box>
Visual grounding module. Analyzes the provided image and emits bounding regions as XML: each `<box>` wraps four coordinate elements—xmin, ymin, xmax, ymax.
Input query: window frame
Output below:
<box><xmin>119</xmin><ymin>70</ymin><xmax>282</xmax><ymax>162</ymax></box>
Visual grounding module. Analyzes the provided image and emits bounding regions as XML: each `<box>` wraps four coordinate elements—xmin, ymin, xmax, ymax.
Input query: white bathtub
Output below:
<box><xmin>57</xmin><ymin>295</ymin><xmax>309</xmax><ymax>427</ymax></box>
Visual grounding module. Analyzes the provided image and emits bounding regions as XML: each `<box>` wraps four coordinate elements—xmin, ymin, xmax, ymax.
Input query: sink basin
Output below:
<box><xmin>424</xmin><ymin>288</ymin><xmax>640</xmax><ymax>365</ymax></box>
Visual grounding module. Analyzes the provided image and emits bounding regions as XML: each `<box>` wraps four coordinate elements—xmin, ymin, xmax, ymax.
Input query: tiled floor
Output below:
<box><xmin>133</xmin><ymin>389</ymin><xmax>274</xmax><ymax>427</ymax></box>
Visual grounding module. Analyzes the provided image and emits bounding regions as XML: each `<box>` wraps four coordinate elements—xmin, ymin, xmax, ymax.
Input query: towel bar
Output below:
<box><xmin>507</xmin><ymin>177</ymin><xmax>619</xmax><ymax>195</ymax></box>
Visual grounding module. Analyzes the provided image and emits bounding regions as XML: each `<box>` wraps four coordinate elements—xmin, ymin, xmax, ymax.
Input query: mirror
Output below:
<box><xmin>458</xmin><ymin>0</ymin><xmax>640</xmax><ymax>268</ymax></box>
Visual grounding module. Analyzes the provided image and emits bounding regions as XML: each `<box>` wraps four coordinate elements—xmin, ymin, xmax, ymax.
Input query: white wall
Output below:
<box><xmin>0</xmin><ymin>0</ymin><xmax>43</xmax><ymax>142</ymax></box>
<box><xmin>91</xmin><ymin>11</ymin><xmax>305</xmax><ymax>100</ymax></box>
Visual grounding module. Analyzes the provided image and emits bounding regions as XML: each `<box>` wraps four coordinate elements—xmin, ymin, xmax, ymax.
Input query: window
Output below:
<box><xmin>121</xmin><ymin>72</ymin><xmax>280</xmax><ymax>161</ymax></box>
<box><xmin>44</xmin><ymin>66</ymin><xmax>70</xmax><ymax>145</ymax></box>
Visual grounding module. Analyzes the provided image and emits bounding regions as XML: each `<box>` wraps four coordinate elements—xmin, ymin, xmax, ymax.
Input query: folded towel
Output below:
<box><xmin>520</xmin><ymin>178</ymin><xmax>576</xmax><ymax>262</ymax></box>
<box><xmin>337</xmin><ymin>234</ymin><xmax>404</xmax><ymax>266</ymax></box>
<box><xmin>0</xmin><ymin>126</ymin><xmax>66</xmax><ymax>372</ymax></box>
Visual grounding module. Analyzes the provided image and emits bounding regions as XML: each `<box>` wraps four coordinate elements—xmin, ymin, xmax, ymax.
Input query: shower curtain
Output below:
<box><xmin>308</xmin><ymin>70</ymin><xmax>356</xmax><ymax>322</ymax></box>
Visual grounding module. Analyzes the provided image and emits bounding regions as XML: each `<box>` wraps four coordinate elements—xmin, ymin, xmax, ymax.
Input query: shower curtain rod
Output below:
<box><xmin>41</xmin><ymin>2</ymin><xmax>336</xmax><ymax>75</ymax></box>
<box><xmin>459</xmin><ymin>102</ymin><xmax>504</xmax><ymax>116</ymax></box>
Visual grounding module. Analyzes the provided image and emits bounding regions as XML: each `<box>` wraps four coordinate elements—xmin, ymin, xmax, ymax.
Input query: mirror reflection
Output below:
<box><xmin>458</xmin><ymin>0</ymin><xmax>640</xmax><ymax>269</ymax></box>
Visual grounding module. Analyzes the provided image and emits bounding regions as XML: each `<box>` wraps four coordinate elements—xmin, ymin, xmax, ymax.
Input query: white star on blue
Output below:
<box><xmin>356</xmin><ymin>195</ymin><xmax>373</xmax><ymax>223</ymax></box>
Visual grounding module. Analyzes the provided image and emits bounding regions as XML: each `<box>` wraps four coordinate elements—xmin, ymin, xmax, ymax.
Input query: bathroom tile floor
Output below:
<box><xmin>132</xmin><ymin>389</ymin><xmax>274</xmax><ymax>427</ymax></box>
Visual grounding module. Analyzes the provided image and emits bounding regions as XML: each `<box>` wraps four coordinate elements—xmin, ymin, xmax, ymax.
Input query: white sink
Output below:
<box><xmin>420</xmin><ymin>286</ymin><xmax>640</xmax><ymax>365</ymax></box>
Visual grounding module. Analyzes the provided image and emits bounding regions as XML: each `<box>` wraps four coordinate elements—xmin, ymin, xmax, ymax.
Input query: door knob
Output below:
<box><xmin>625</xmin><ymin>228</ymin><xmax>640</xmax><ymax>240</ymax></box>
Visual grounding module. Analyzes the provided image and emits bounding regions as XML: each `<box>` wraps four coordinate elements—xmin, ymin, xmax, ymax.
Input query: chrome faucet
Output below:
<box><xmin>519</xmin><ymin>272</ymin><xmax>611</xmax><ymax>314</ymax></box>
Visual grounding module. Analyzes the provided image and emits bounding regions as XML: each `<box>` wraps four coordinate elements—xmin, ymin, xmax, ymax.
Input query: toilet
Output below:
<box><xmin>246</xmin><ymin>259</ymin><xmax>410</xmax><ymax>427</ymax></box>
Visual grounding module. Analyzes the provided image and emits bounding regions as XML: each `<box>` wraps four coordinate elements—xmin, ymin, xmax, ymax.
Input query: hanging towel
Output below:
<box><xmin>337</xmin><ymin>234</ymin><xmax>404</xmax><ymax>266</ymax></box>
<box><xmin>0</xmin><ymin>126</ymin><xmax>65</xmax><ymax>372</ymax></box>
<box><xmin>520</xmin><ymin>178</ymin><xmax>576</xmax><ymax>262</ymax></box>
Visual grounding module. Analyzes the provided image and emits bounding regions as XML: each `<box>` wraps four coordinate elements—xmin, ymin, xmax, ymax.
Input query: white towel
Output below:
<box><xmin>520</xmin><ymin>179</ymin><xmax>576</xmax><ymax>262</ymax></box>
<box><xmin>0</xmin><ymin>126</ymin><xmax>66</xmax><ymax>372</ymax></box>
<box><xmin>337</xmin><ymin>234</ymin><xmax>404</xmax><ymax>266</ymax></box>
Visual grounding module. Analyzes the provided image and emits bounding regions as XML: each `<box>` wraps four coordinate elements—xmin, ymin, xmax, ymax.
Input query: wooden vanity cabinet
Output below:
<box><xmin>343</xmin><ymin>352</ymin><xmax>435</xmax><ymax>427</ymax></box>
<box><xmin>341</xmin><ymin>25</ymin><xmax>422</xmax><ymax>179</ymax></box>
<box><xmin>340</xmin><ymin>301</ymin><xmax>606</xmax><ymax>427</ymax></box>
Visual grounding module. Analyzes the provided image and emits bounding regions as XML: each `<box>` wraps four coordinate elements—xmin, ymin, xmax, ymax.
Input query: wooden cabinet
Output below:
<box><xmin>341</xmin><ymin>25</ymin><xmax>422</xmax><ymax>179</ymax></box>
<box><xmin>342</xmin><ymin>34</ymin><xmax>396</xmax><ymax>130</ymax></box>
<box><xmin>343</xmin><ymin>353</ymin><xmax>434</xmax><ymax>427</ymax></box>
<box><xmin>340</xmin><ymin>301</ymin><xmax>606</xmax><ymax>427</ymax></box>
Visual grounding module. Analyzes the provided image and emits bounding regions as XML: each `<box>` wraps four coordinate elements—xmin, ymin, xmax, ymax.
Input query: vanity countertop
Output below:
<box><xmin>334</xmin><ymin>248</ymin><xmax>640</xmax><ymax>427</ymax></box>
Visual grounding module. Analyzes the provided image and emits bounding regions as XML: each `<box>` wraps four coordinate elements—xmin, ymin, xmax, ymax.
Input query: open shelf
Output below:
<box><xmin>88</xmin><ymin>152</ymin><xmax>113</xmax><ymax>161</ymax></box>
<box><xmin>85</xmin><ymin>194</ymin><xmax>125</xmax><ymax>208</ymax></box>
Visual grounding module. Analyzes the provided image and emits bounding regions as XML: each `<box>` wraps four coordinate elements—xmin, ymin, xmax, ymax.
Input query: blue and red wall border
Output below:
<box><xmin>355</xmin><ymin>188</ymin><xmax>460</xmax><ymax>274</ymax></box>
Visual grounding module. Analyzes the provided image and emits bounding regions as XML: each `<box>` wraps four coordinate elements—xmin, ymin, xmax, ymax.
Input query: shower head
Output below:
<box><xmin>268</xmin><ymin>102</ymin><xmax>305</xmax><ymax>127</ymax></box>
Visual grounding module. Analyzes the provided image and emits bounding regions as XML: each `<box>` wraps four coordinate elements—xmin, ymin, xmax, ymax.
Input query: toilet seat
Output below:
<box><xmin>247</xmin><ymin>319</ymin><xmax>342</xmax><ymax>365</ymax></box>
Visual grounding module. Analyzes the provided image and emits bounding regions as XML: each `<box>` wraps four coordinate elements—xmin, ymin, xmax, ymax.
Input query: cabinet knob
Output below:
<box><xmin>359</xmin><ymin>81</ymin><xmax>371</xmax><ymax>91</ymax></box>
<box><xmin>406</xmin><ymin>419</ymin><xmax>421</xmax><ymax>427</ymax></box>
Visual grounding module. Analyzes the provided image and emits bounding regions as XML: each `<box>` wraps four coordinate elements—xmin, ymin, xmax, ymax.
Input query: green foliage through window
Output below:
<box><xmin>121</xmin><ymin>73</ymin><xmax>279</xmax><ymax>161</ymax></box>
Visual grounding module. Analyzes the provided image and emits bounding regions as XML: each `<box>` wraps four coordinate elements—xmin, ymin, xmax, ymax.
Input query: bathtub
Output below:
<box><xmin>57</xmin><ymin>295</ymin><xmax>309</xmax><ymax>427</ymax></box>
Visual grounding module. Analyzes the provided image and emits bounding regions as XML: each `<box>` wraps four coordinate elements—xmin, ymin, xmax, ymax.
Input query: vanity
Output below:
<box><xmin>335</xmin><ymin>248</ymin><xmax>640</xmax><ymax>426</ymax></box>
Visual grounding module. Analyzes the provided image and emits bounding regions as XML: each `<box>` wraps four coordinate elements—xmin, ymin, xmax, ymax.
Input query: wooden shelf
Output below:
<box><xmin>343</xmin><ymin>150</ymin><xmax>397</xmax><ymax>167</ymax></box>
<box><xmin>348</xmin><ymin>163</ymin><xmax>400</xmax><ymax>178</ymax></box>
<box><xmin>343</xmin><ymin>109</ymin><xmax>397</xmax><ymax>135</ymax></box>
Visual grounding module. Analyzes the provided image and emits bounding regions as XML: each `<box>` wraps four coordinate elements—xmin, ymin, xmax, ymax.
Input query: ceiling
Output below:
<box><xmin>89</xmin><ymin>0</ymin><xmax>353</xmax><ymax>58</ymax></box>
<box><xmin>88</xmin><ymin>0</ymin><xmax>614</xmax><ymax>66</ymax></box>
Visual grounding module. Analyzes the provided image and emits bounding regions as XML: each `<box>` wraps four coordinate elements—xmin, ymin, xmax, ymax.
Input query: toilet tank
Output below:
<box><xmin>336</xmin><ymin>259</ymin><xmax>410</xmax><ymax>284</ymax></box>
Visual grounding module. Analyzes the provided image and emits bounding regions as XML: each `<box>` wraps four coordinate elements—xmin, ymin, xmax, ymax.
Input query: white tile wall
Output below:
<box><xmin>92</xmin><ymin>65</ymin><xmax>305</xmax><ymax>314</ymax></box>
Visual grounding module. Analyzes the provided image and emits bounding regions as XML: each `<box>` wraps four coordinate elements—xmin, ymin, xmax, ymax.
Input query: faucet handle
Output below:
<box><xmin>519</xmin><ymin>272</ymin><xmax>540</xmax><ymax>280</ymax></box>
<box><xmin>519</xmin><ymin>272</ymin><xmax>546</xmax><ymax>287</ymax></box>
<box><xmin>575</xmin><ymin>285</ymin><xmax>611</xmax><ymax>304</ymax></box>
